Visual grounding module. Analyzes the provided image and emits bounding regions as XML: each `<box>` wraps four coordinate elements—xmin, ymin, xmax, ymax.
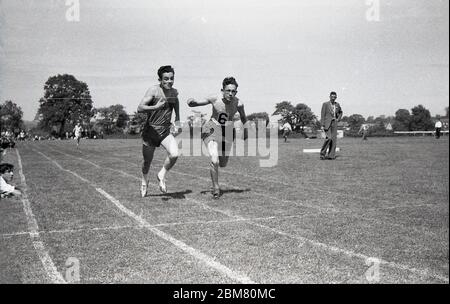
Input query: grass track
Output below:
<box><xmin>1</xmin><ymin>136</ymin><xmax>448</xmax><ymax>283</ymax></box>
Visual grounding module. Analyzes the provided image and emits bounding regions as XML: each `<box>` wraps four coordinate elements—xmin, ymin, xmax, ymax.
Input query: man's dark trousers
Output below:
<box><xmin>321</xmin><ymin>120</ymin><xmax>337</xmax><ymax>158</ymax></box>
<box><xmin>436</xmin><ymin>128</ymin><xmax>441</xmax><ymax>139</ymax></box>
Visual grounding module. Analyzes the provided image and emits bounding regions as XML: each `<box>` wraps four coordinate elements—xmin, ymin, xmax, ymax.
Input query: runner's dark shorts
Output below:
<box><xmin>142</xmin><ymin>124</ymin><xmax>171</xmax><ymax>147</ymax></box>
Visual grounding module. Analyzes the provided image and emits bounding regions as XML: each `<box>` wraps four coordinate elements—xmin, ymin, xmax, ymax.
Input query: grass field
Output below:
<box><xmin>1</xmin><ymin>136</ymin><xmax>448</xmax><ymax>283</ymax></box>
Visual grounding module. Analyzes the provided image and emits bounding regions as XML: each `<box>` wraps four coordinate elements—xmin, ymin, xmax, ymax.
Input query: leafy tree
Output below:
<box><xmin>366</xmin><ymin>116</ymin><xmax>375</xmax><ymax>123</ymax></box>
<box><xmin>247</xmin><ymin>112</ymin><xmax>269</xmax><ymax>126</ymax></box>
<box><xmin>369</xmin><ymin>118</ymin><xmax>387</xmax><ymax>134</ymax></box>
<box><xmin>373</xmin><ymin>115</ymin><xmax>386</xmax><ymax>125</ymax></box>
<box><xmin>94</xmin><ymin>104</ymin><xmax>129</xmax><ymax>134</ymax></box>
<box><xmin>131</xmin><ymin>111</ymin><xmax>147</xmax><ymax>126</ymax></box>
<box><xmin>246</xmin><ymin>112</ymin><xmax>269</xmax><ymax>136</ymax></box>
<box><xmin>273</xmin><ymin>101</ymin><xmax>317</xmax><ymax>133</ymax></box>
<box><xmin>272</xmin><ymin>101</ymin><xmax>295</xmax><ymax>125</ymax></box>
<box><xmin>410</xmin><ymin>105</ymin><xmax>434</xmax><ymax>131</ymax></box>
<box><xmin>340</xmin><ymin>116</ymin><xmax>349</xmax><ymax>122</ymax></box>
<box><xmin>347</xmin><ymin>114</ymin><xmax>366</xmax><ymax>131</ymax></box>
<box><xmin>393</xmin><ymin>109</ymin><xmax>411</xmax><ymax>131</ymax></box>
<box><xmin>292</xmin><ymin>103</ymin><xmax>316</xmax><ymax>132</ymax></box>
<box><xmin>0</xmin><ymin>100</ymin><xmax>24</xmax><ymax>133</ymax></box>
<box><xmin>38</xmin><ymin>74</ymin><xmax>94</xmax><ymax>136</ymax></box>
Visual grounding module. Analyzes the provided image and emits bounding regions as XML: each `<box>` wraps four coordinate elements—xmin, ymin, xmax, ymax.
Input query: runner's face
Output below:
<box><xmin>222</xmin><ymin>84</ymin><xmax>237</xmax><ymax>102</ymax></box>
<box><xmin>160</xmin><ymin>72</ymin><xmax>174</xmax><ymax>90</ymax></box>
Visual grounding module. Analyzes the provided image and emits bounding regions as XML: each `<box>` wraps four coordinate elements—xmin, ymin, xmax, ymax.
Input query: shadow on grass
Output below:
<box><xmin>200</xmin><ymin>188</ymin><xmax>251</xmax><ymax>196</ymax></box>
<box><xmin>147</xmin><ymin>189</ymin><xmax>193</xmax><ymax>201</ymax></box>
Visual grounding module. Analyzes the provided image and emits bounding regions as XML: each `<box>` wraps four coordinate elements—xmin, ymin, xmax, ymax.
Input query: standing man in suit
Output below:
<box><xmin>320</xmin><ymin>92</ymin><xmax>343</xmax><ymax>160</ymax></box>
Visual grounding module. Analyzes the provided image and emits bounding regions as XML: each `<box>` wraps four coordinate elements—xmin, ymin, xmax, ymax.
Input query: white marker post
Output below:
<box><xmin>303</xmin><ymin>148</ymin><xmax>340</xmax><ymax>153</ymax></box>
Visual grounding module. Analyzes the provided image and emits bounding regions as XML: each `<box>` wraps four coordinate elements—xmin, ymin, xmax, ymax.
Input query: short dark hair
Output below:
<box><xmin>330</xmin><ymin>91</ymin><xmax>337</xmax><ymax>96</ymax></box>
<box><xmin>1</xmin><ymin>140</ymin><xmax>11</xmax><ymax>150</ymax></box>
<box><xmin>0</xmin><ymin>163</ymin><xmax>14</xmax><ymax>174</ymax></box>
<box><xmin>222</xmin><ymin>77</ymin><xmax>238</xmax><ymax>89</ymax></box>
<box><xmin>157</xmin><ymin>66</ymin><xmax>175</xmax><ymax>79</ymax></box>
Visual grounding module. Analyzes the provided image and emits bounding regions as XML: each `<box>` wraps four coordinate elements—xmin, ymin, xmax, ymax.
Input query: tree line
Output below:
<box><xmin>1</xmin><ymin>73</ymin><xmax>447</xmax><ymax>138</ymax></box>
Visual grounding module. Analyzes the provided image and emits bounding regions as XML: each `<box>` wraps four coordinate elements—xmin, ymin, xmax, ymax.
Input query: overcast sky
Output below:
<box><xmin>0</xmin><ymin>0</ymin><xmax>448</xmax><ymax>121</ymax></box>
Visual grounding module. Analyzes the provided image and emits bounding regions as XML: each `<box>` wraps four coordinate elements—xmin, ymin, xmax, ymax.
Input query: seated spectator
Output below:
<box><xmin>0</xmin><ymin>163</ymin><xmax>22</xmax><ymax>198</ymax></box>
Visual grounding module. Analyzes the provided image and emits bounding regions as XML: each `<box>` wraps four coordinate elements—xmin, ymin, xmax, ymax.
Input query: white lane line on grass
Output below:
<box><xmin>1</xmin><ymin>231</ymin><xmax>30</xmax><ymax>237</ymax></box>
<box><xmin>0</xmin><ymin>226</ymin><xmax>135</xmax><ymax>238</ymax></box>
<box><xmin>45</xmin><ymin>145</ymin><xmax>153</xmax><ymax>180</ymax></box>
<box><xmin>172</xmin><ymin>159</ymin><xmax>442</xmax><ymax>212</ymax></box>
<box><xmin>186</xmin><ymin>196</ymin><xmax>450</xmax><ymax>283</ymax></box>
<box><xmin>95</xmin><ymin>152</ymin><xmax>340</xmax><ymax>214</ymax></box>
<box><xmin>97</xmin><ymin>188</ymin><xmax>255</xmax><ymax>284</ymax></box>
<box><xmin>100</xmin><ymin>152</ymin><xmax>445</xmax><ymax>238</ymax></box>
<box><xmin>102</xmin><ymin>149</ymin><xmax>441</xmax><ymax>213</ymax></box>
<box><xmin>32</xmin><ymin>148</ymin><xmax>255</xmax><ymax>284</ymax></box>
<box><xmin>15</xmin><ymin>149</ymin><xmax>66</xmax><ymax>284</ymax></box>
<box><xmin>46</xmin><ymin>145</ymin><xmax>450</xmax><ymax>283</ymax></box>
<box><xmin>1</xmin><ymin>216</ymin><xmax>298</xmax><ymax>239</ymax></box>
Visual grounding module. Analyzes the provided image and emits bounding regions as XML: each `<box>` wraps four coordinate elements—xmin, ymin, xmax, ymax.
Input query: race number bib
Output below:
<box><xmin>217</xmin><ymin>113</ymin><xmax>228</xmax><ymax>125</ymax></box>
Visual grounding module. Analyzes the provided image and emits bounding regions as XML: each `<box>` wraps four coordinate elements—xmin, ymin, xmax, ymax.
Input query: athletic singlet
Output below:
<box><xmin>145</xmin><ymin>85</ymin><xmax>178</xmax><ymax>127</ymax></box>
<box><xmin>142</xmin><ymin>85</ymin><xmax>178</xmax><ymax>146</ymax></box>
<box><xmin>201</xmin><ymin>95</ymin><xmax>242</xmax><ymax>145</ymax></box>
<box><xmin>209</xmin><ymin>95</ymin><xmax>241</xmax><ymax>126</ymax></box>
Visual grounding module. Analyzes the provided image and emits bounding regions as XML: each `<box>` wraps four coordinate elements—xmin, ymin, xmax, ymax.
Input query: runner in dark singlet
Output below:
<box><xmin>137</xmin><ymin>65</ymin><xmax>181</xmax><ymax>197</ymax></box>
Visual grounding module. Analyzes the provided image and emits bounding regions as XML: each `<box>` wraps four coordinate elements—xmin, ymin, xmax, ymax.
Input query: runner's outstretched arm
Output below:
<box><xmin>187</xmin><ymin>97</ymin><xmax>212</xmax><ymax>107</ymax></box>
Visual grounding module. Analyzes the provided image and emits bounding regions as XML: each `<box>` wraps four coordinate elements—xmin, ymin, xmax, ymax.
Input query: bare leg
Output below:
<box><xmin>208</xmin><ymin>141</ymin><xmax>220</xmax><ymax>193</ymax></box>
<box><xmin>157</xmin><ymin>134</ymin><xmax>179</xmax><ymax>193</ymax></box>
<box><xmin>141</xmin><ymin>142</ymin><xmax>156</xmax><ymax>195</ymax></box>
<box><xmin>158</xmin><ymin>134</ymin><xmax>179</xmax><ymax>179</ymax></box>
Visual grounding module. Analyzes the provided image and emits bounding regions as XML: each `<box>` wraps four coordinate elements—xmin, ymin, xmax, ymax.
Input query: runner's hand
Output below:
<box><xmin>187</xmin><ymin>98</ymin><xmax>197</xmax><ymax>107</ymax></box>
<box><xmin>154</xmin><ymin>98</ymin><xmax>167</xmax><ymax>110</ymax></box>
<box><xmin>172</xmin><ymin>121</ymin><xmax>182</xmax><ymax>136</ymax></box>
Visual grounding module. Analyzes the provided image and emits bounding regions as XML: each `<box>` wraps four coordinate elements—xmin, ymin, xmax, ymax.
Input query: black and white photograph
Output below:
<box><xmin>0</xmin><ymin>0</ymin><xmax>448</xmax><ymax>291</ymax></box>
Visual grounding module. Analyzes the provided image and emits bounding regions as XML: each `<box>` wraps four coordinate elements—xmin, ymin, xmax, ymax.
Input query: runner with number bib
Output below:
<box><xmin>187</xmin><ymin>77</ymin><xmax>248</xmax><ymax>199</ymax></box>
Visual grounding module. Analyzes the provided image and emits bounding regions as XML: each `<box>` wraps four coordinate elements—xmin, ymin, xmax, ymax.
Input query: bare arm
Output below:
<box><xmin>237</xmin><ymin>101</ymin><xmax>249</xmax><ymax>140</ymax></box>
<box><xmin>137</xmin><ymin>88</ymin><xmax>166</xmax><ymax>113</ymax></box>
<box><xmin>174</xmin><ymin>97</ymin><xmax>180</xmax><ymax>122</ymax></box>
<box><xmin>237</xmin><ymin>103</ymin><xmax>248</xmax><ymax>125</ymax></box>
<box><xmin>172</xmin><ymin>96</ymin><xmax>182</xmax><ymax>135</ymax></box>
<box><xmin>187</xmin><ymin>97</ymin><xmax>213</xmax><ymax>107</ymax></box>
